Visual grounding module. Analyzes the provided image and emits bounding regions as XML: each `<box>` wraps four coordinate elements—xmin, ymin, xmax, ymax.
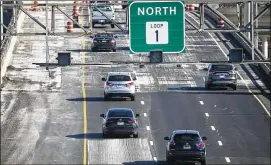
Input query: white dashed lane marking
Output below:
<box><xmin>218</xmin><ymin>141</ymin><xmax>223</xmax><ymax>146</ymax></box>
<box><xmin>149</xmin><ymin>141</ymin><xmax>153</xmax><ymax>146</ymax></box>
<box><xmin>211</xmin><ymin>126</ymin><xmax>216</xmax><ymax>130</ymax></box>
<box><xmin>141</xmin><ymin>101</ymin><xmax>145</xmax><ymax>105</ymax></box>
<box><xmin>143</xmin><ymin>113</ymin><xmax>147</xmax><ymax>117</ymax></box>
<box><xmin>146</xmin><ymin>126</ymin><xmax>150</xmax><ymax>130</ymax></box>
<box><xmin>199</xmin><ymin>101</ymin><xmax>204</xmax><ymax>105</ymax></box>
<box><xmin>205</xmin><ymin>113</ymin><xmax>209</xmax><ymax>117</ymax></box>
<box><xmin>225</xmin><ymin>157</ymin><xmax>231</xmax><ymax>163</ymax></box>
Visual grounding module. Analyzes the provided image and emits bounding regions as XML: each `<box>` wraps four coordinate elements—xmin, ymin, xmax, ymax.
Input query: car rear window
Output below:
<box><xmin>108</xmin><ymin>75</ymin><xmax>131</xmax><ymax>81</ymax></box>
<box><xmin>93</xmin><ymin>6</ymin><xmax>112</xmax><ymax>11</ymax></box>
<box><xmin>211</xmin><ymin>65</ymin><xmax>233</xmax><ymax>71</ymax></box>
<box><xmin>95</xmin><ymin>34</ymin><xmax>113</xmax><ymax>38</ymax></box>
<box><xmin>173</xmin><ymin>134</ymin><xmax>200</xmax><ymax>142</ymax></box>
<box><xmin>108</xmin><ymin>110</ymin><xmax>133</xmax><ymax>118</ymax></box>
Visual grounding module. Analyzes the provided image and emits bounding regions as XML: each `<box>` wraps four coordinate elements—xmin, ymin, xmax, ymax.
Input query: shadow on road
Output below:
<box><xmin>66</xmin><ymin>133</ymin><xmax>136</xmax><ymax>139</ymax></box>
<box><xmin>66</xmin><ymin>97</ymin><xmax>130</xmax><ymax>102</ymax></box>
<box><xmin>122</xmin><ymin>160</ymin><xmax>195</xmax><ymax>165</ymax></box>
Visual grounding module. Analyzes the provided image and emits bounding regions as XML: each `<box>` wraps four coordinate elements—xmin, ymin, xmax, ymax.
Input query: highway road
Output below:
<box><xmin>1</xmin><ymin>4</ymin><xmax>270</xmax><ymax>165</ymax></box>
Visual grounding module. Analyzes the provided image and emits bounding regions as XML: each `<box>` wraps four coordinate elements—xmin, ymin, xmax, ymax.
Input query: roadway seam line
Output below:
<box><xmin>199</xmin><ymin>101</ymin><xmax>204</xmax><ymax>105</ymax></box>
<box><xmin>225</xmin><ymin>157</ymin><xmax>231</xmax><ymax>163</ymax></box>
<box><xmin>187</xmin><ymin>12</ymin><xmax>270</xmax><ymax>117</ymax></box>
<box><xmin>218</xmin><ymin>141</ymin><xmax>223</xmax><ymax>146</ymax></box>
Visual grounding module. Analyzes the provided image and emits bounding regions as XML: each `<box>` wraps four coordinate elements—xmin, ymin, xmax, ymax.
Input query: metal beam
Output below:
<box><xmin>206</xmin><ymin>4</ymin><xmax>239</xmax><ymax>30</ymax></box>
<box><xmin>55</xmin><ymin>5</ymin><xmax>90</xmax><ymax>34</ymax></box>
<box><xmin>0</xmin><ymin>23</ymin><xmax>14</xmax><ymax>34</ymax></box>
<box><xmin>250</xmin><ymin>1</ymin><xmax>255</xmax><ymax>60</ymax></box>
<box><xmin>51</xmin><ymin>6</ymin><xmax>55</xmax><ymax>32</ymax></box>
<box><xmin>18</xmin><ymin>6</ymin><xmax>49</xmax><ymax>32</ymax></box>
<box><xmin>244</xmin><ymin>3</ymin><xmax>271</xmax><ymax>28</ymax></box>
<box><xmin>199</xmin><ymin>3</ymin><xmax>205</xmax><ymax>29</ymax></box>
<box><xmin>93</xmin><ymin>5</ymin><xmax>126</xmax><ymax>33</ymax></box>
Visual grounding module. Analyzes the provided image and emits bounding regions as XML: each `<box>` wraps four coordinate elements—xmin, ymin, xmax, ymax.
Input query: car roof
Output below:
<box><xmin>210</xmin><ymin>63</ymin><xmax>234</xmax><ymax>66</ymax></box>
<box><xmin>172</xmin><ymin>130</ymin><xmax>199</xmax><ymax>135</ymax></box>
<box><xmin>94</xmin><ymin>33</ymin><xmax>113</xmax><ymax>37</ymax></box>
<box><xmin>108</xmin><ymin>72</ymin><xmax>131</xmax><ymax>76</ymax></box>
<box><xmin>108</xmin><ymin>108</ymin><xmax>133</xmax><ymax>112</ymax></box>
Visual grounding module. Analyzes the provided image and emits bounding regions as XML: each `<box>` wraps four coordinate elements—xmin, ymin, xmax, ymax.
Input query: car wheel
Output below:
<box><xmin>103</xmin><ymin>132</ymin><xmax>108</xmax><ymax>138</ymax></box>
<box><xmin>92</xmin><ymin>23</ymin><xmax>95</xmax><ymax>28</ymax></box>
<box><xmin>104</xmin><ymin>96</ymin><xmax>109</xmax><ymax>101</ymax></box>
<box><xmin>133</xmin><ymin>133</ymin><xmax>138</xmax><ymax>138</ymax></box>
<box><xmin>200</xmin><ymin>158</ymin><xmax>206</xmax><ymax>165</ymax></box>
<box><xmin>130</xmin><ymin>95</ymin><xmax>135</xmax><ymax>101</ymax></box>
<box><xmin>92</xmin><ymin>48</ymin><xmax>97</xmax><ymax>52</ymax></box>
<box><xmin>205</xmin><ymin>84</ymin><xmax>211</xmax><ymax>90</ymax></box>
<box><xmin>112</xmin><ymin>49</ymin><xmax>116</xmax><ymax>52</ymax></box>
<box><xmin>111</xmin><ymin>24</ymin><xmax>115</xmax><ymax>28</ymax></box>
<box><xmin>166</xmin><ymin>156</ymin><xmax>173</xmax><ymax>164</ymax></box>
<box><xmin>232</xmin><ymin>84</ymin><xmax>237</xmax><ymax>90</ymax></box>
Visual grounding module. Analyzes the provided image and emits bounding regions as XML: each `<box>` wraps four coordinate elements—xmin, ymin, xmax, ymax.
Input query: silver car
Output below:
<box><xmin>102</xmin><ymin>72</ymin><xmax>137</xmax><ymax>101</ymax></box>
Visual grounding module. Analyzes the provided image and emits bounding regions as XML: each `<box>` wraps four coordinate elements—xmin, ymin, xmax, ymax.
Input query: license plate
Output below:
<box><xmin>99</xmin><ymin>20</ymin><xmax>105</xmax><ymax>22</ymax></box>
<box><xmin>117</xmin><ymin>122</ymin><xmax>124</xmax><ymax>125</ymax></box>
<box><xmin>102</xmin><ymin>40</ymin><xmax>107</xmax><ymax>42</ymax></box>
<box><xmin>219</xmin><ymin>75</ymin><xmax>225</xmax><ymax>78</ymax></box>
<box><xmin>183</xmin><ymin>145</ymin><xmax>191</xmax><ymax>149</ymax></box>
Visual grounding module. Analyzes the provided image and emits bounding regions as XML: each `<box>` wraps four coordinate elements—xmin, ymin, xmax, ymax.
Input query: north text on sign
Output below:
<box><xmin>138</xmin><ymin>7</ymin><xmax>177</xmax><ymax>16</ymax></box>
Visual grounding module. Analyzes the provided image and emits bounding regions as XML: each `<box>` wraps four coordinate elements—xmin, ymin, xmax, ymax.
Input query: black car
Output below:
<box><xmin>91</xmin><ymin>33</ymin><xmax>117</xmax><ymax>52</ymax></box>
<box><xmin>164</xmin><ymin>130</ymin><xmax>207</xmax><ymax>165</ymax></box>
<box><xmin>100</xmin><ymin>108</ymin><xmax>140</xmax><ymax>138</ymax></box>
<box><xmin>122</xmin><ymin>1</ymin><xmax>128</xmax><ymax>9</ymax></box>
<box><xmin>205</xmin><ymin>63</ymin><xmax>238</xmax><ymax>90</ymax></box>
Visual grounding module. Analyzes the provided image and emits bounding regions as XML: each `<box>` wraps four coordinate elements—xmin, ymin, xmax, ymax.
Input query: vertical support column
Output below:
<box><xmin>261</xmin><ymin>37</ymin><xmax>269</xmax><ymax>59</ymax></box>
<box><xmin>45</xmin><ymin>0</ymin><xmax>49</xmax><ymax>64</ymax></box>
<box><xmin>199</xmin><ymin>3</ymin><xmax>205</xmax><ymax>29</ymax></box>
<box><xmin>244</xmin><ymin>2</ymin><xmax>251</xmax><ymax>40</ymax></box>
<box><xmin>250</xmin><ymin>1</ymin><xmax>254</xmax><ymax>60</ymax></box>
<box><xmin>13</xmin><ymin>1</ymin><xmax>17</xmax><ymax>34</ymax></box>
<box><xmin>254</xmin><ymin>2</ymin><xmax>258</xmax><ymax>48</ymax></box>
<box><xmin>239</xmin><ymin>3</ymin><xmax>243</xmax><ymax>27</ymax></box>
<box><xmin>0</xmin><ymin>0</ymin><xmax>3</xmax><ymax>42</ymax></box>
<box><xmin>126</xmin><ymin>6</ymin><xmax>129</xmax><ymax>30</ymax></box>
<box><xmin>51</xmin><ymin>6</ymin><xmax>55</xmax><ymax>32</ymax></box>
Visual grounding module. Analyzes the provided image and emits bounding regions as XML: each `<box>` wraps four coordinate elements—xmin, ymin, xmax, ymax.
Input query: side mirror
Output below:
<box><xmin>101</xmin><ymin>78</ymin><xmax>106</xmax><ymax>81</ymax></box>
<box><xmin>202</xmin><ymin>136</ymin><xmax>207</xmax><ymax>141</ymax></box>
<box><xmin>164</xmin><ymin>136</ymin><xmax>170</xmax><ymax>140</ymax></box>
<box><xmin>136</xmin><ymin>114</ymin><xmax>140</xmax><ymax>117</ymax></box>
<box><xmin>133</xmin><ymin>77</ymin><xmax>137</xmax><ymax>81</ymax></box>
<box><xmin>100</xmin><ymin>114</ymin><xmax>105</xmax><ymax>118</ymax></box>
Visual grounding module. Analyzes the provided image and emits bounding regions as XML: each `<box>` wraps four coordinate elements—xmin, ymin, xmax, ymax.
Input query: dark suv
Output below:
<box><xmin>91</xmin><ymin>33</ymin><xmax>117</xmax><ymax>52</ymax></box>
<box><xmin>164</xmin><ymin>130</ymin><xmax>207</xmax><ymax>165</ymax></box>
<box><xmin>205</xmin><ymin>63</ymin><xmax>238</xmax><ymax>90</ymax></box>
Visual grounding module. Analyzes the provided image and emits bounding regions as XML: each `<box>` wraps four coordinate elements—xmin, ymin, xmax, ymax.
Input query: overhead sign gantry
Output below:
<box><xmin>129</xmin><ymin>1</ymin><xmax>185</xmax><ymax>54</ymax></box>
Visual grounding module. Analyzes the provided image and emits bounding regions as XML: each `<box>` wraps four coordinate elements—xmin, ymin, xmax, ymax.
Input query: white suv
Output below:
<box><xmin>102</xmin><ymin>72</ymin><xmax>136</xmax><ymax>101</ymax></box>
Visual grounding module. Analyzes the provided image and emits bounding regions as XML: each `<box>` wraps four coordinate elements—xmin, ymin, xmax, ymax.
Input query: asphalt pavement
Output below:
<box><xmin>1</xmin><ymin>4</ymin><xmax>270</xmax><ymax>165</ymax></box>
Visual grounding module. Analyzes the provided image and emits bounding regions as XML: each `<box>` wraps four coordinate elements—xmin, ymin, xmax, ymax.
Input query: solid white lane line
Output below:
<box><xmin>225</xmin><ymin>157</ymin><xmax>231</xmax><ymax>163</ymax></box>
<box><xmin>211</xmin><ymin>126</ymin><xmax>216</xmax><ymax>130</ymax></box>
<box><xmin>153</xmin><ymin>157</ymin><xmax>157</xmax><ymax>162</ymax></box>
<box><xmin>205</xmin><ymin>113</ymin><xmax>209</xmax><ymax>117</ymax></box>
<box><xmin>146</xmin><ymin>126</ymin><xmax>150</xmax><ymax>130</ymax></box>
<box><xmin>218</xmin><ymin>141</ymin><xmax>223</xmax><ymax>146</ymax></box>
<box><xmin>150</xmin><ymin>141</ymin><xmax>154</xmax><ymax>146</ymax></box>
<box><xmin>141</xmin><ymin>101</ymin><xmax>145</xmax><ymax>105</ymax></box>
<box><xmin>199</xmin><ymin>101</ymin><xmax>204</xmax><ymax>105</ymax></box>
<box><xmin>143</xmin><ymin>113</ymin><xmax>147</xmax><ymax>117</ymax></box>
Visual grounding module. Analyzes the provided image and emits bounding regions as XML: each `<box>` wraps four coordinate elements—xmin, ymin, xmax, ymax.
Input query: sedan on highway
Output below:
<box><xmin>102</xmin><ymin>72</ymin><xmax>137</xmax><ymax>101</ymax></box>
<box><xmin>91</xmin><ymin>33</ymin><xmax>117</xmax><ymax>52</ymax></box>
<box><xmin>205</xmin><ymin>63</ymin><xmax>238</xmax><ymax>90</ymax></box>
<box><xmin>164</xmin><ymin>130</ymin><xmax>207</xmax><ymax>165</ymax></box>
<box><xmin>100</xmin><ymin>108</ymin><xmax>140</xmax><ymax>138</ymax></box>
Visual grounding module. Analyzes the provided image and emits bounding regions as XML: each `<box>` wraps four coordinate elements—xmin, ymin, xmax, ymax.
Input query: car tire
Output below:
<box><xmin>92</xmin><ymin>23</ymin><xmax>95</xmax><ymax>28</ymax></box>
<box><xmin>112</xmin><ymin>49</ymin><xmax>116</xmax><ymax>52</ymax></box>
<box><xmin>200</xmin><ymin>158</ymin><xmax>206</xmax><ymax>165</ymax></box>
<box><xmin>166</xmin><ymin>156</ymin><xmax>173</xmax><ymax>164</ymax></box>
<box><xmin>232</xmin><ymin>84</ymin><xmax>237</xmax><ymax>90</ymax></box>
<box><xmin>103</xmin><ymin>132</ymin><xmax>108</xmax><ymax>138</ymax></box>
<box><xmin>133</xmin><ymin>133</ymin><xmax>138</xmax><ymax>138</ymax></box>
<box><xmin>92</xmin><ymin>48</ymin><xmax>97</xmax><ymax>52</ymax></box>
<box><xmin>111</xmin><ymin>24</ymin><xmax>115</xmax><ymax>28</ymax></box>
<box><xmin>104</xmin><ymin>96</ymin><xmax>109</xmax><ymax>101</ymax></box>
<box><xmin>130</xmin><ymin>95</ymin><xmax>135</xmax><ymax>101</ymax></box>
<box><xmin>205</xmin><ymin>84</ymin><xmax>211</xmax><ymax>90</ymax></box>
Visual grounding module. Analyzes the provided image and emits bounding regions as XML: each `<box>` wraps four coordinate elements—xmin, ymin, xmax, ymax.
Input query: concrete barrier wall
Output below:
<box><xmin>0</xmin><ymin>11</ymin><xmax>25</xmax><ymax>85</ymax></box>
<box><xmin>204</xmin><ymin>7</ymin><xmax>271</xmax><ymax>87</ymax></box>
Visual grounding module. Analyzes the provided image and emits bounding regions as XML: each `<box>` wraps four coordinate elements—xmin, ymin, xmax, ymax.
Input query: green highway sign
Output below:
<box><xmin>129</xmin><ymin>1</ymin><xmax>185</xmax><ymax>54</ymax></box>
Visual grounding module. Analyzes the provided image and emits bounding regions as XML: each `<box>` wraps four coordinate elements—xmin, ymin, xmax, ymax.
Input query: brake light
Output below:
<box><xmin>111</xmin><ymin>40</ymin><xmax>116</xmax><ymax>43</ymax></box>
<box><xmin>106</xmin><ymin>82</ymin><xmax>113</xmax><ymax>86</ymax></box>
<box><xmin>197</xmin><ymin>141</ymin><xmax>205</xmax><ymax>150</ymax></box>
<box><xmin>93</xmin><ymin>40</ymin><xmax>97</xmax><ymax>43</ymax></box>
<box><xmin>128</xmin><ymin>119</ymin><xmax>135</xmax><ymax>124</ymax></box>
<box><xmin>126</xmin><ymin>82</ymin><xmax>134</xmax><ymax>86</ymax></box>
<box><xmin>169</xmin><ymin>141</ymin><xmax>175</xmax><ymax>147</ymax></box>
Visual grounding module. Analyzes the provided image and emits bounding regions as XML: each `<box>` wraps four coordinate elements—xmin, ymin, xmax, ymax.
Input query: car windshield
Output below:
<box><xmin>211</xmin><ymin>65</ymin><xmax>233</xmax><ymax>71</ymax></box>
<box><xmin>108</xmin><ymin>110</ymin><xmax>133</xmax><ymax>118</ymax></box>
<box><xmin>108</xmin><ymin>75</ymin><xmax>131</xmax><ymax>81</ymax></box>
<box><xmin>173</xmin><ymin>134</ymin><xmax>200</xmax><ymax>142</ymax></box>
<box><xmin>93</xmin><ymin>6</ymin><xmax>112</xmax><ymax>11</ymax></box>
